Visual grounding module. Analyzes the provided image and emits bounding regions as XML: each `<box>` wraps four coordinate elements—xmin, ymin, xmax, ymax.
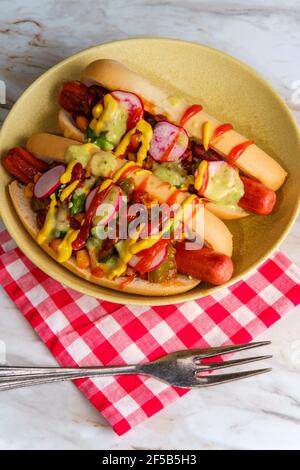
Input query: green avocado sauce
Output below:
<box><xmin>152</xmin><ymin>162</ymin><xmax>193</xmax><ymax>188</ymax></box>
<box><xmin>85</xmin><ymin>103</ymin><xmax>127</xmax><ymax>150</ymax></box>
<box><xmin>205</xmin><ymin>163</ymin><xmax>244</xmax><ymax>209</ymax></box>
<box><xmin>64</xmin><ymin>144</ymin><xmax>98</xmax><ymax>168</ymax></box>
<box><xmin>90</xmin><ymin>151</ymin><xmax>117</xmax><ymax>177</ymax></box>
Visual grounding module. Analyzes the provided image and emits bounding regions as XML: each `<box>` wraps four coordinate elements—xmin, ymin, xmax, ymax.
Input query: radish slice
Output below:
<box><xmin>93</xmin><ymin>184</ymin><xmax>123</xmax><ymax>226</ymax></box>
<box><xmin>34</xmin><ymin>165</ymin><xmax>65</xmax><ymax>199</ymax></box>
<box><xmin>129</xmin><ymin>243</ymin><xmax>168</xmax><ymax>273</ymax></box>
<box><xmin>111</xmin><ymin>90</ymin><xmax>144</xmax><ymax>129</ymax></box>
<box><xmin>85</xmin><ymin>187</ymin><xmax>98</xmax><ymax>211</ymax></box>
<box><xmin>149</xmin><ymin>121</ymin><xmax>188</xmax><ymax>162</ymax></box>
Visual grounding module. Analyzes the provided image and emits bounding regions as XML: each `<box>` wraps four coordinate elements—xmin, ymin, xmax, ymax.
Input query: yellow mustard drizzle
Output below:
<box><xmin>114</xmin><ymin>119</ymin><xmax>153</xmax><ymax>164</ymax></box>
<box><xmin>89</xmin><ymin>94</ymin><xmax>118</xmax><ymax>135</ymax></box>
<box><xmin>98</xmin><ymin>178</ymin><xmax>113</xmax><ymax>192</ymax></box>
<box><xmin>135</xmin><ymin>169</ymin><xmax>152</xmax><ymax>176</ymax></box>
<box><xmin>92</xmin><ymin>102</ymin><xmax>103</xmax><ymax>119</ymax></box>
<box><xmin>60</xmin><ymin>180</ymin><xmax>80</xmax><ymax>202</ymax></box>
<box><xmin>60</xmin><ymin>161</ymin><xmax>77</xmax><ymax>184</ymax></box>
<box><xmin>117</xmin><ymin>226</ymin><xmax>145</xmax><ymax>265</ymax></box>
<box><xmin>103</xmin><ymin>258</ymin><xmax>127</xmax><ymax>280</ymax></box>
<box><xmin>56</xmin><ymin>229</ymin><xmax>80</xmax><ymax>263</ymax></box>
<box><xmin>202</xmin><ymin>121</ymin><xmax>211</xmax><ymax>151</ymax></box>
<box><xmin>114</xmin><ymin>128</ymin><xmax>135</xmax><ymax>157</ymax></box>
<box><xmin>131</xmin><ymin>220</ymin><xmax>173</xmax><ymax>255</ymax></box>
<box><xmin>183</xmin><ymin>194</ymin><xmax>199</xmax><ymax>206</ymax></box>
<box><xmin>136</xmin><ymin>120</ymin><xmax>153</xmax><ymax>164</ymax></box>
<box><xmin>194</xmin><ymin>160</ymin><xmax>208</xmax><ymax>191</ymax></box>
<box><xmin>115</xmin><ymin>219</ymin><xmax>173</xmax><ymax>276</ymax></box>
<box><xmin>37</xmin><ymin>194</ymin><xmax>57</xmax><ymax>245</ymax></box>
<box><xmin>167</xmin><ymin>95</ymin><xmax>182</xmax><ymax>106</ymax></box>
<box><xmin>112</xmin><ymin>161</ymin><xmax>141</xmax><ymax>183</ymax></box>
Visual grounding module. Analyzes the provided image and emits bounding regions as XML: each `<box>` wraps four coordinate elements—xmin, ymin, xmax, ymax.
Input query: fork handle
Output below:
<box><xmin>0</xmin><ymin>364</ymin><xmax>139</xmax><ymax>391</ymax></box>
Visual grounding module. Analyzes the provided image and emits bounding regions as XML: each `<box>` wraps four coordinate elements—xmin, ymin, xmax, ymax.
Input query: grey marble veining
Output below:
<box><xmin>0</xmin><ymin>0</ymin><xmax>300</xmax><ymax>450</ymax></box>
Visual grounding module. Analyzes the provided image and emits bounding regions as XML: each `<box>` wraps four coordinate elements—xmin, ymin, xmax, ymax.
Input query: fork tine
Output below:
<box><xmin>193</xmin><ymin>367</ymin><xmax>272</xmax><ymax>387</ymax></box>
<box><xmin>192</xmin><ymin>341</ymin><xmax>271</xmax><ymax>360</ymax></box>
<box><xmin>196</xmin><ymin>355</ymin><xmax>272</xmax><ymax>372</ymax></box>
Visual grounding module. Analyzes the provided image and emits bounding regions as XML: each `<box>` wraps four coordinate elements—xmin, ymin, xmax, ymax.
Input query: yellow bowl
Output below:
<box><xmin>0</xmin><ymin>38</ymin><xmax>299</xmax><ymax>305</ymax></box>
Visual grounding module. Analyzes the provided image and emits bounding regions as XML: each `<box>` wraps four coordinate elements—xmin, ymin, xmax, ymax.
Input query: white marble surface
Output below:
<box><xmin>1</xmin><ymin>0</ymin><xmax>300</xmax><ymax>450</ymax></box>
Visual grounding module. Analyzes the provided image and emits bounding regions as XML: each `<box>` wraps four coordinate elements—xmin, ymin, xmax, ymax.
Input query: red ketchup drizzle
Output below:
<box><xmin>136</xmin><ymin>176</ymin><xmax>149</xmax><ymax>193</ymax></box>
<box><xmin>167</xmin><ymin>189</ymin><xmax>181</xmax><ymax>206</ymax></box>
<box><xmin>161</xmin><ymin>133</ymin><xmax>180</xmax><ymax>162</ymax></box>
<box><xmin>228</xmin><ymin>140</ymin><xmax>254</xmax><ymax>164</ymax></box>
<box><xmin>180</xmin><ymin>104</ymin><xmax>203</xmax><ymax>127</ymax></box>
<box><xmin>127</xmin><ymin>107</ymin><xmax>143</xmax><ymax>130</ymax></box>
<box><xmin>198</xmin><ymin>167</ymin><xmax>209</xmax><ymax>197</ymax></box>
<box><xmin>118</xmin><ymin>274</ymin><xmax>136</xmax><ymax>289</ymax></box>
<box><xmin>118</xmin><ymin>165</ymin><xmax>141</xmax><ymax>181</ymax></box>
<box><xmin>72</xmin><ymin>184</ymin><xmax>113</xmax><ymax>251</ymax></box>
<box><xmin>211</xmin><ymin>123</ymin><xmax>233</xmax><ymax>141</ymax></box>
<box><xmin>133</xmin><ymin>239</ymin><xmax>170</xmax><ymax>274</ymax></box>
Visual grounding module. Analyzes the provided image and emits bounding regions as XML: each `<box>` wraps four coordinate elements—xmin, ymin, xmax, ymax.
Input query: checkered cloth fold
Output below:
<box><xmin>0</xmin><ymin>229</ymin><xmax>299</xmax><ymax>435</ymax></box>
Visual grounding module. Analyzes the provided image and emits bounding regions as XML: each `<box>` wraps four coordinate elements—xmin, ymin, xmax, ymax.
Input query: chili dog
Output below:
<box><xmin>56</xmin><ymin>59</ymin><xmax>284</xmax><ymax>220</ymax></box>
<box><xmin>3</xmin><ymin>133</ymin><xmax>234</xmax><ymax>296</ymax></box>
<box><xmin>82</xmin><ymin>60</ymin><xmax>287</xmax><ymax>190</ymax></box>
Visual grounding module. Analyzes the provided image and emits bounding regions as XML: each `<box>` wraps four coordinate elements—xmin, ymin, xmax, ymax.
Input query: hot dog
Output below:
<box><xmin>56</xmin><ymin>59</ymin><xmax>285</xmax><ymax>220</ymax></box>
<box><xmin>175</xmin><ymin>244</ymin><xmax>233</xmax><ymax>285</ymax></box>
<box><xmin>3</xmin><ymin>147</ymin><xmax>49</xmax><ymax>184</ymax></box>
<box><xmin>3</xmin><ymin>133</ymin><xmax>234</xmax><ymax>296</ymax></box>
<box><xmin>239</xmin><ymin>176</ymin><xmax>276</xmax><ymax>215</ymax></box>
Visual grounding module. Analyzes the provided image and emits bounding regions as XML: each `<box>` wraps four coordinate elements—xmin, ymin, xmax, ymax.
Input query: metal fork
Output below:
<box><xmin>0</xmin><ymin>341</ymin><xmax>271</xmax><ymax>391</ymax></box>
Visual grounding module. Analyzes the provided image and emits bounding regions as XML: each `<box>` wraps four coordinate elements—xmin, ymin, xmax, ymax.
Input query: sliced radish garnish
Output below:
<box><xmin>34</xmin><ymin>165</ymin><xmax>65</xmax><ymax>199</ymax></box>
<box><xmin>93</xmin><ymin>184</ymin><xmax>123</xmax><ymax>226</ymax></box>
<box><xmin>111</xmin><ymin>90</ymin><xmax>144</xmax><ymax>129</ymax></box>
<box><xmin>128</xmin><ymin>242</ymin><xmax>168</xmax><ymax>273</ymax></box>
<box><xmin>85</xmin><ymin>187</ymin><xmax>98</xmax><ymax>212</ymax></box>
<box><xmin>149</xmin><ymin>121</ymin><xmax>188</xmax><ymax>162</ymax></box>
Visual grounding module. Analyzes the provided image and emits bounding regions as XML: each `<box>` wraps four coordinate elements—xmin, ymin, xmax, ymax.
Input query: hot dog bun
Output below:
<box><xmin>58</xmin><ymin>109</ymin><xmax>85</xmax><ymax>142</ymax></box>
<box><xmin>205</xmin><ymin>202</ymin><xmax>248</xmax><ymax>220</ymax></box>
<box><xmin>82</xmin><ymin>59</ymin><xmax>287</xmax><ymax>191</ymax></box>
<box><xmin>27</xmin><ymin>133</ymin><xmax>81</xmax><ymax>163</ymax></box>
<box><xmin>9</xmin><ymin>180</ymin><xmax>201</xmax><ymax>296</ymax></box>
<box><xmin>26</xmin><ymin>133</ymin><xmax>233</xmax><ymax>257</ymax></box>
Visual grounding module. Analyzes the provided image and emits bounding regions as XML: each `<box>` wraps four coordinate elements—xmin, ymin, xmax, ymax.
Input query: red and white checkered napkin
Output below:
<box><xmin>0</xmin><ymin>228</ymin><xmax>300</xmax><ymax>435</ymax></box>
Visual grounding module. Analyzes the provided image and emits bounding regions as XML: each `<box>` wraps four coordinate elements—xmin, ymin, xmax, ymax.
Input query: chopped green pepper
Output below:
<box><xmin>119</xmin><ymin>177</ymin><xmax>135</xmax><ymax>197</ymax></box>
<box><xmin>98</xmin><ymin>251</ymin><xmax>115</xmax><ymax>264</ymax></box>
<box><xmin>86</xmin><ymin>236</ymin><xmax>103</xmax><ymax>251</ymax></box>
<box><xmin>85</xmin><ymin>127</ymin><xmax>114</xmax><ymax>151</ymax></box>
<box><xmin>148</xmin><ymin>245</ymin><xmax>177</xmax><ymax>283</ymax></box>
<box><xmin>53</xmin><ymin>230</ymin><xmax>67</xmax><ymax>239</ymax></box>
<box><xmin>70</xmin><ymin>190</ymin><xmax>86</xmax><ymax>215</ymax></box>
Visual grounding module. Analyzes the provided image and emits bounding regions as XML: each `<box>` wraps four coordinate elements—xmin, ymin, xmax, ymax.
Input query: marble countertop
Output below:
<box><xmin>1</xmin><ymin>0</ymin><xmax>300</xmax><ymax>450</ymax></box>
